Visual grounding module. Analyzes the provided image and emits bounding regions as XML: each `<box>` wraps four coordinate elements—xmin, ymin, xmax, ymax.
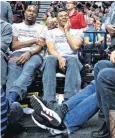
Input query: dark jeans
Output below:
<box><xmin>94</xmin><ymin>60</ymin><xmax>115</xmax><ymax>127</ymax></box>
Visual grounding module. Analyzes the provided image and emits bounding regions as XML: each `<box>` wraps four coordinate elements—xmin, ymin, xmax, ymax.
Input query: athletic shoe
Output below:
<box><xmin>31</xmin><ymin>112</ymin><xmax>68</xmax><ymax>136</ymax></box>
<box><xmin>8</xmin><ymin>102</ymin><xmax>24</xmax><ymax>124</ymax></box>
<box><xmin>30</xmin><ymin>95</ymin><xmax>62</xmax><ymax>127</ymax></box>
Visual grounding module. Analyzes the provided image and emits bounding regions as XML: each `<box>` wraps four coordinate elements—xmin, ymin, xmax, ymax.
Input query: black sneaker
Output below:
<box><xmin>8</xmin><ymin>102</ymin><xmax>24</xmax><ymax>124</ymax></box>
<box><xmin>31</xmin><ymin>112</ymin><xmax>68</xmax><ymax>136</ymax></box>
<box><xmin>30</xmin><ymin>95</ymin><xmax>62</xmax><ymax>127</ymax></box>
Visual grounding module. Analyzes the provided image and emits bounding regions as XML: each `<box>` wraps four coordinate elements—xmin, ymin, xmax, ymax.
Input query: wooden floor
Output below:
<box><xmin>6</xmin><ymin>113</ymin><xmax>108</xmax><ymax>138</ymax></box>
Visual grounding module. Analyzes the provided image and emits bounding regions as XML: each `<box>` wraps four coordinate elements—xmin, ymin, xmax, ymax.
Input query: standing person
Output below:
<box><xmin>0</xmin><ymin>1</ymin><xmax>13</xmax><ymax>24</ymax></box>
<box><xmin>66</xmin><ymin>1</ymin><xmax>87</xmax><ymax>30</ymax></box>
<box><xmin>6</xmin><ymin>5</ymin><xmax>46</xmax><ymax>124</ymax></box>
<box><xmin>42</xmin><ymin>9</ymin><xmax>83</xmax><ymax>105</ymax></box>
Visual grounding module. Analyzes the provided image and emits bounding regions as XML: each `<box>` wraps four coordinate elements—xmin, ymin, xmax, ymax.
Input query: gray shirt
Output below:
<box><xmin>0</xmin><ymin>19</ymin><xmax>12</xmax><ymax>52</ymax></box>
<box><xmin>0</xmin><ymin>1</ymin><xmax>13</xmax><ymax>24</ymax></box>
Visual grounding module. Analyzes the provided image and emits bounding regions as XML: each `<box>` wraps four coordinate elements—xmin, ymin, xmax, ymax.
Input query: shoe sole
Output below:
<box><xmin>30</xmin><ymin>95</ymin><xmax>61</xmax><ymax>127</ymax></box>
<box><xmin>91</xmin><ymin>132</ymin><xmax>109</xmax><ymax>138</ymax></box>
<box><xmin>8</xmin><ymin>105</ymin><xmax>24</xmax><ymax>124</ymax></box>
<box><xmin>31</xmin><ymin>114</ymin><xmax>66</xmax><ymax>135</ymax></box>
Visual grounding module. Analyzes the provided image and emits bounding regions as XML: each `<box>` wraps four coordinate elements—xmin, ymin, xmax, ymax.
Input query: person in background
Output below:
<box><xmin>52</xmin><ymin>17</ymin><xmax>58</xmax><ymax>28</ymax></box>
<box><xmin>46</xmin><ymin>18</ymin><xmax>55</xmax><ymax>30</ymax></box>
<box><xmin>40</xmin><ymin>13</ymin><xmax>48</xmax><ymax>26</ymax></box>
<box><xmin>14</xmin><ymin>1</ymin><xmax>25</xmax><ymax>22</ymax></box>
<box><xmin>84</xmin><ymin>18</ymin><xmax>105</xmax><ymax>50</ymax></box>
<box><xmin>66</xmin><ymin>1</ymin><xmax>87</xmax><ymax>31</ymax></box>
<box><xmin>0</xmin><ymin>1</ymin><xmax>13</xmax><ymax>24</ymax></box>
<box><xmin>84</xmin><ymin>18</ymin><xmax>105</xmax><ymax>66</ymax></box>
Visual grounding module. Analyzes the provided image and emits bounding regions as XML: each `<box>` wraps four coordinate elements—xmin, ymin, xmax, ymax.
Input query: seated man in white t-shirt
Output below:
<box><xmin>42</xmin><ymin>9</ymin><xmax>83</xmax><ymax>105</ymax></box>
<box><xmin>6</xmin><ymin>5</ymin><xmax>46</xmax><ymax>124</ymax></box>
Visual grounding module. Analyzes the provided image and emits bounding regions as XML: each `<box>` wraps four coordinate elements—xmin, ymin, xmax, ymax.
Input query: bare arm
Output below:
<box><xmin>64</xmin><ymin>21</ymin><xmax>82</xmax><ymax>50</ymax></box>
<box><xmin>84</xmin><ymin>37</ymin><xmax>93</xmax><ymax>45</ymax></box>
<box><xmin>16</xmin><ymin>37</ymin><xmax>46</xmax><ymax>64</ymax></box>
<box><xmin>12</xmin><ymin>36</ymin><xmax>37</xmax><ymax>51</ymax></box>
<box><xmin>47</xmin><ymin>41</ymin><xmax>62</xmax><ymax>59</ymax></box>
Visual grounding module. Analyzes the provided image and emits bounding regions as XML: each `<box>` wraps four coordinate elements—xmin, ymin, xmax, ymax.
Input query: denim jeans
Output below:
<box><xmin>94</xmin><ymin>60</ymin><xmax>115</xmax><ymax>111</ymax></box>
<box><xmin>42</xmin><ymin>55</ymin><xmax>82</xmax><ymax>103</ymax></box>
<box><xmin>1</xmin><ymin>51</ymin><xmax>8</xmax><ymax>89</ymax></box>
<box><xmin>64</xmin><ymin>80</ymin><xmax>98</xmax><ymax>133</ymax></box>
<box><xmin>94</xmin><ymin>60</ymin><xmax>115</xmax><ymax>128</ymax></box>
<box><xmin>6</xmin><ymin>51</ymin><xmax>42</xmax><ymax>100</ymax></box>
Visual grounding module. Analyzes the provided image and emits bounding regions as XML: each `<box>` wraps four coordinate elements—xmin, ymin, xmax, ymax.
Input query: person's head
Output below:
<box><xmin>16</xmin><ymin>1</ymin><xmax>22</xmax><ymax>5</ymax></box>
<box><xmin>52</xmin><ymin>17</ymin><xmax>58</xmax><ymax>28</ymax></box>
<box><xmin>46</xmin><ymin>18</ymin><xmax>55</xmax><ymax>30</ymax></box>
<box><xmin>56</xmin><ymin>9</ymin><xmax>69</xmax><ymax>27</ymax></box>
<box><xmin>99</xmin><ymin>11</ymin><xmax>104</xmax><ymax>18</ymax></box>
<box><xmin>66</xmin><ymin>1</ymin><xmax>77</xmax><ymax>11</ymax></box>
<box><xmin>24</xmin><ymin>5</ymin><xmax>38</xmax><ymax>25</ymax></box>
<box><xmin>42</xmin><ymin>13</ymin><xmax>48</xmax><ymax>21</ymax></box>
<box><xmin>94</xmin><ymin>18</ymin><xmax>102</xmax><ymax>30</ymax></box>
<box><xmin>87</xmin><ymin>17</ymin><xmax>95</xmax><ymax>26</ymax></box>
<box><xmin>95</xmin><ymin>8</ymin><xmax>100</xmax><ymax>16</ymax></box>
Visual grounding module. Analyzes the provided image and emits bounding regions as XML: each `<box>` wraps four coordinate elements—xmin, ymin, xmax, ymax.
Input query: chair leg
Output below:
<box><xmin>109</xmin><ymin>110</ymin><xmax>115</xmax><ymax>138</ymax></box>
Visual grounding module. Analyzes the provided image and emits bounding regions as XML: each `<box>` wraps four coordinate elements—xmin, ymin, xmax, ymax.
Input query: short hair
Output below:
<box><xmin>66</xmin><ymin>1</ymin><xmax>77</xmax><ymax>6</ymax></box>
<box><xmin>94</xmin><ymin>18</ymin><xmax>103</xmax><ymax>23</ymax></box>
<box><xmin>25</xmin><ymin>5</ymin><xmax>38</xmax><ymax>14</ymax></box>
<box><xmin>56</xmin><ymin>8</ymin><xmax>68</xmax><ymax>17</ymax></box>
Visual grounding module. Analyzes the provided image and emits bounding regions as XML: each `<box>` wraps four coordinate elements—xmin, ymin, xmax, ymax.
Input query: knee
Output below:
<box><xmin>97</xmin><ymin>68</ymin><xmax>110</xmax><ymax>82</ymax></box>
<box><xmin>67</xmin><ymin>57</ymin><xmax>77</xmax><ymax>66</ymax></box>
<box><xmin>94</xmin><ymin>60</ymin><xmax>104</xmax><ymax>71</ymax></box>
<box><xmin>45</xmin><ymin>56</ymin><xmax>57</xmax><ymax>65</ymax></box>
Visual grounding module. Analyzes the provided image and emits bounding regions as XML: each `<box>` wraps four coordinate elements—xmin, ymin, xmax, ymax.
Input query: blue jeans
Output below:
<box><xmin>42</xmin><ymin>55</ymin><xmax>82</xmax><ymax>103</ymax></box>
<box><xmin>94</xmin><ymin>60</ymin><xmax>115</xmax><ymax>111</ymax></box>
<box><xmin>1</xmin><ymin>51</ymin><xmax>8</xmax><ymax>88</ymax></box>
<box><xmin>94</xmin><ymin>60</ymin><xmax>115</xmax><ymax>127</ymax></box>
<box><xmin>64</xmin><ymin>80</ymin><xmax>98</xmax><ymax>133</ymax></box>
<box><xmin>6</xmin><ymin>52</ymin><xmax>42</xmax><ymax>100</ymax></box>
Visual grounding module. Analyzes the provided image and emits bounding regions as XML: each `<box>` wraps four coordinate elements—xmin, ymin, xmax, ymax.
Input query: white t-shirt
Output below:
<box><xmin>46</xmin><ymin>28</ymin><xmax>84</xmax><ymax>57</ymax></box>
<box><xmin>12</xmin><ymin>22</ymin><xmax>47</xmax><ymax>56</ymax></box>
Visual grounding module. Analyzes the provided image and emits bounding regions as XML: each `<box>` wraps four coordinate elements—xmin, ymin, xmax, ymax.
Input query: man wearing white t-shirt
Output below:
<box><xmin>43</xmin><ymin>9</ymin><xmax>83</xmax><ymax>104</ymax></box>
<box><xmin>6</xmin><ymin>5</ymin><xmax>46</xmax><ymax>123</ymax></box>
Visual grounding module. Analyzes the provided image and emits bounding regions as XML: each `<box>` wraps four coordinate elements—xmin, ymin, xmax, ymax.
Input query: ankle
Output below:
<box><xmin>60</xmin><ymin>104</ymin><xmax>68</xmax><ymax>118</ymax></box>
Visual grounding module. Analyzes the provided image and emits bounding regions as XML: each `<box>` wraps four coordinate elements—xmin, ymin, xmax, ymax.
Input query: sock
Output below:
<box><xmin>8</xmin><ymin>92</ymin><xmax>19</xmax><ymax>104</ymax></box>
<box><xmin>60</xmin><ymin>103</ymin><xmax>68</xmax><ymax>117</ymax></box>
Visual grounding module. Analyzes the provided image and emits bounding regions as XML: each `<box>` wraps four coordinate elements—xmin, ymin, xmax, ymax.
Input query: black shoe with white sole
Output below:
<box><xmin>31</xmin><ymin>112</ymin><xmax>68</xmax><ymax>136</ymax></box>
<box><xmin>30</xmin><ymin>95</ymin><xmax>62</xmax><ymax>127</ymax></box>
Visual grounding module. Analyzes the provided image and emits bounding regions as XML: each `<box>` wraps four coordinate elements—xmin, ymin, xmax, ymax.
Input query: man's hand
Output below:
<box><xmin>110</xmin><ymin>50</ymin><xmax>115</xmax><ymax>63</ymax></box>
<box><xmin>106</xmin><ymin>25</ymin><xmax>115</xmax><ymax>37</ymax></box>
<box><xmin>36</xmin><ymin>37</ymin><xmax>46</xmax><ymax>47</ymax></box>
<box><xmin>58</xmin><ymin>57</ymin><xmax>66</xmax><ymax>71</ymax></box>
<box><xmin>16</xmin><ymin>52</ymin><xmax>31</xmax><ymax>64</ymax></box>
<box><xmin>64</xmin><ymin>20</ymin><xmax>71</xmax><ymax>32</ymax></box>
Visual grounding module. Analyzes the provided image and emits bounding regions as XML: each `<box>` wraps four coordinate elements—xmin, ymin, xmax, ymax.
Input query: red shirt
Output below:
<box><xmin>69</xmin><ymin>10</ymin><xmax>87</xmax><ymax>29</ymax></box>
